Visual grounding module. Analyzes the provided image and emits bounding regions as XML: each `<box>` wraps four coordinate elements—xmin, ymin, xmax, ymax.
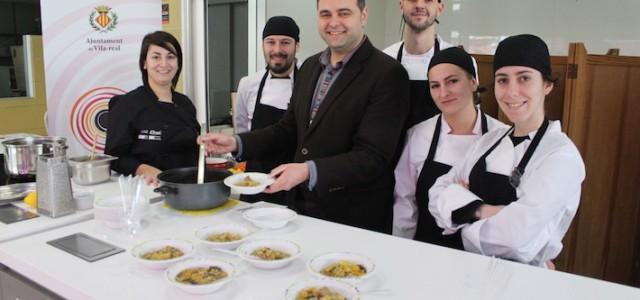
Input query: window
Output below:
<box><xmin>206</xmin><ymin>0</ymin><xmax>248</xmax><ymax>126</ymax></box>
<box><xmin>0</xmin><ymin>0</ymin><xmax>41</xmax><ymax>99</ymax></box>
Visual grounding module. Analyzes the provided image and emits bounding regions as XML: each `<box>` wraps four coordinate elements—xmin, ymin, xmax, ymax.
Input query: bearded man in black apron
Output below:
<box><xmin>383</xmin><ymin>0</ymin><xmax>452</xmax><ymax>127</ymax></box>
<box><xmin>233</xmin><ymin>16</ymin><xmax>300</xmax><ymax>204</ymax></box>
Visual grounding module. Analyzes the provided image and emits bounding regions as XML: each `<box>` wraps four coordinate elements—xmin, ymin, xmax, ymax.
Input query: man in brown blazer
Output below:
<box><xmin>200</xmin><ymin>0</ymin><xmax>409</xmax><ymax>233</ymax></box>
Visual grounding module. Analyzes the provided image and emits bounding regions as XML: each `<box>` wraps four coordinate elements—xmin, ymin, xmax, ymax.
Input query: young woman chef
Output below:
<box><xmin>393</xmin><ymin>47</ymin><xmax>506</xmax><ymax>248</ymax></box>
<box><xmin>428</xmin><ymin>34</ymin><xmax>585</xmax><ymax>267</ymax></box>
<box><xmin>105</xmin><ymin>31</ymin><xmax>200</xmax><ymax>186</ymax></box>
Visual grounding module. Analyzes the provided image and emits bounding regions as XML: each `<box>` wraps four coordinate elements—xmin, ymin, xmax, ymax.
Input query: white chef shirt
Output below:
<box><xmin>234</xmin><ymin>69</ymin><xmax>295</xmax><ymax>133</ymax></box>
<box><xmin>393</xmin><ymin>111</ymin><xmax>506</xmax><ymax>238</ymax></box>
<box><xmin>382</xmin><ymin>36</ymin><xmax>453</xmax><ymax>81</ymax></box>
<box><xmin>429</xmin><ymin>121</ymin><xmax>585</xmax><ymax>266</ymax></box>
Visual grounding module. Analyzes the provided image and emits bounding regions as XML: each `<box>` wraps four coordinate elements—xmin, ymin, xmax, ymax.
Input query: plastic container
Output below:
<box><xmin>94</xmin><ymin>195</ymin><xmax>148</xmax><ymax>229</ymax></box>
<box><xmin>72</xmin><ymin>189</ymin><xmax>94</xmax><ymax>210</ymax></box>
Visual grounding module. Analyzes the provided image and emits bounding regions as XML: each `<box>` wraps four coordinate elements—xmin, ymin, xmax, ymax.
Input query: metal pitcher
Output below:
<box><xmin>36</xmin><ymin>153</ymin><xmax>74</xmax><ymax>218</ymax></box>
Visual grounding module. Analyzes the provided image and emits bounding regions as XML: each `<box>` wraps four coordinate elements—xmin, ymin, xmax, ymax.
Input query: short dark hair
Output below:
<box><xmin>139</xmin><ymin>31</ymin><xmax>183</xmax><ymax>89</ymax></box>
<box><xmin>317</xmin><ymin>0</ymin><xmax>365</xmax><ymax>11</ymax></box>
<box><xmin>544</xmin><ymin>73</ymin><xmax>560</xmax><ymax>86</ymax></box>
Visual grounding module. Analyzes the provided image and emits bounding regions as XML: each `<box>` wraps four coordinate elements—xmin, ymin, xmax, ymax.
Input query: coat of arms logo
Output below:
<box><xmin>89</xmin><ymin>6</ymin><xmax>118</xmax><ymax>33</ymax></box>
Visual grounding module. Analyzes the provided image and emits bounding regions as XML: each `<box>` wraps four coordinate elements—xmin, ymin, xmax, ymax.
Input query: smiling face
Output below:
<box><xmin>428</xmin><ymin>63</ymin><xmax>478</xmax><ymax>117</ymax></box>
<box><xmin>144</xmin><ymin>44</ymin><xmax>178</xmax><ymax>88</ymax></box>
<box><xmin>317</xmin><ymin>0</ymin><xmax>368</xmax><ymax>55</ymax></box>
<box><xmin>263</xmin><ymin>35</ymin><xmax>298</xmax><ymax>75</ymax></box>
<box><xmin>400</xmin><ymin>0</ymin><xmax>443</xmax><ymax>32</ymax></box>
<box><xmin>494</xmin><ymin>66</ymin><xmax>553</xmax><ymax>133</ymax></box>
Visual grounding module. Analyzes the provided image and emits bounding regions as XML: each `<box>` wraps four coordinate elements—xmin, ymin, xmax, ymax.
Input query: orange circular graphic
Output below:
<box><xmin>70</xmin><ymin>87</ymin><xmax>126</xmax><ymax>152</ymax></box>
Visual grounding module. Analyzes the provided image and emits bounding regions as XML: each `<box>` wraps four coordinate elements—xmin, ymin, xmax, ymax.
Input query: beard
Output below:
<box><xmin>267</xmin><ymin>53</ymin><xmax>294</xmax><ymax>75</ymax></box>
<box><xmin>402</xmin><ymin>12</ymin><xmax>436</xmax><ymax>33</ymax></box>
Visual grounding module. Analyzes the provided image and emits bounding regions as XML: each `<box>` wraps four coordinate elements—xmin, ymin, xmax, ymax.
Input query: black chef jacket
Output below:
<box><xmin>105</xmin><ymin>85</ymin><xmax>200</xmax><ymax>175</ymax></box>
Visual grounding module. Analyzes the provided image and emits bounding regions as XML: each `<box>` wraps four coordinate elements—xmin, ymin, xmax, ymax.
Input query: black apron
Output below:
<box><xmin>414</xmin><ymin>113</ymin><xmax>488</xmax><ymax>249</ymax></box>
<box><xmin>244</xmin><ymin>69</ymin><xmax>296</xmax><ymax>204</ymax></box>
<box><xmin>468</xmin><ymin>119</ymin><xmax>550</xmax><ymax>207</ymax></box>
<box><xmin>250</xmin><ymin>70</ymin><xmax>291</xmax><ymax>130</ymax></box>
<box><xmin>0</xmin><ymin>154</ymin><xmax>7</xmax><ymax>185</ymax></box>
<box><xmin>396</xmin><ymin>40</ymin><xmax>440</xmax><ymax>127</ymax></box>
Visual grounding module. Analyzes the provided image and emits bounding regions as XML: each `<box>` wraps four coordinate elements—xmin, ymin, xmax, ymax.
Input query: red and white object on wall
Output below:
<box><xmin>40</xmin><ymin>0</ymin><xmax>161</xmax><ymax>156</ymax></box>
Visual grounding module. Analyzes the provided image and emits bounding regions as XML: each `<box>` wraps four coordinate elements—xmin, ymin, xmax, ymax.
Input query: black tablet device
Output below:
<box><xmin>47</xmin><ymin>233</ymin><xmax>124</xmax><ymax>262</ymax></box>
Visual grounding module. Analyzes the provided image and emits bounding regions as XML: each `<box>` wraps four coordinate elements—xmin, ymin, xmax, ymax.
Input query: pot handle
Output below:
<box><xmin>153</xmin><ymin>185</ymin><xmax>178</xmax><ymax>195</ymax></box>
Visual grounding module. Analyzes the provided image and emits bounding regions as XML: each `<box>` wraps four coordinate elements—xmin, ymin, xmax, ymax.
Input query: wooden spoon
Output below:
<box><xmin>197</xmin><ymin>127</ymin><xmax>206</xmax><ymax>184</ymax></box>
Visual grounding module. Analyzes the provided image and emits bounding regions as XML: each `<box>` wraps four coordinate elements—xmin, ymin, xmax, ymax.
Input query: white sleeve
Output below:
<box><xmin>234</xmin><ymin>77</ymin><xmax>251</xmax><ymax>133</ymax></box>
<box><xmin>382</xmin><ymin>42</ymin><xmax>400</xmax><ymax>58</ymax></box>
<box><xmin>392</xmin><ymin>131</ymin><xmax>418</xmax><ymax>239</ymax></box>
<box><xmin>428</xmin><ymin>140</ymin><xmax>485</xmax><ymax>234</ymax></box>
<box><xmin>461</xmin><ymin>148</ymin><xmax>585</xmax><ymax>263</ymax></box>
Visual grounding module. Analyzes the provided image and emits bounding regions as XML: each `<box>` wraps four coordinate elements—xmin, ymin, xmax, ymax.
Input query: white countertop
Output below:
<box><xmin>1</xmin><ymin>199</ymin><xmax>639</xmax><ymax>300</ymax></box>
<box><xmin>0</xmin><ymin>177</ymin><xmax>158</xmax><ymax>243</ymax></box>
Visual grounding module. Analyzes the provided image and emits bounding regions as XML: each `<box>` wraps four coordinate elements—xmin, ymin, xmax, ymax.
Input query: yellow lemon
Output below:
<box><xmin>24</xmin><ymin>191</ymin><xmax>37</xmax><ymax>208</ymax></box>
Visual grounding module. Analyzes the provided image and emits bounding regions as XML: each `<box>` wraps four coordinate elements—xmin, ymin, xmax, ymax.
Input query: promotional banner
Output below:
<box><xmin>40</xmin><ymin>0</ymin><xmax>161</xmax><ymax>156</ymax></box>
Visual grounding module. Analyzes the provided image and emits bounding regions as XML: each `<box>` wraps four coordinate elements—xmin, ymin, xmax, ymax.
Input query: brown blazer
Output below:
<box><xmin>239</xmin><ymin>38</ymin><xmax>410</xmax><ymax>233</ymax></box>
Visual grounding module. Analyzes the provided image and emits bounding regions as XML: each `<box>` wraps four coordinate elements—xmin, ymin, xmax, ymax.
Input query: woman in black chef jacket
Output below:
<box><xmin>393</xmin><ymin>47</ymin><xmax>506</xmax><ymax>247</ymax></box>
<box><xmin>429</xmin><ymin>34</ymin><xmax>585</xmax><ymax>268</ymax></box>
<box><xmin>105</xmin><ymin>31</ymin><xmax>200</xmax><ymax>186</ymax></box>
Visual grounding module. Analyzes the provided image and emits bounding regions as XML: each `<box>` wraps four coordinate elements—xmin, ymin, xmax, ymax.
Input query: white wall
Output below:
<box><xmin>261</xmin><ymin>0</ymin><xmax>640</xmax><ymax>61</ymax></box>
<box><xmin>384</xmin><ymin>0</ymin><xmax>403</xmax><ymax>47</ymax></box>
<box><xmin>437</xmin><ymin>0</ymin><xmax>640</xmax><ymax>56</ymax></box>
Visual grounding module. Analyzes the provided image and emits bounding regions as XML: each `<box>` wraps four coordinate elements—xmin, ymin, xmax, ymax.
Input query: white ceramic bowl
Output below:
<box><xmin>285</xmin><ymin>279</ymin><xmax>360</xmax><ymax>300</ymax></box>
<box><xmin>195</xmin><ymin>223</ymin><xmax>252</xmax><ymax>250</ymax></box>
<box><xmin>308</xmin><ymin>252</ymin><xmax>375</xmax><ymax>284</ymax></box>
<box><xmin>165</xmin><ymin>258</ymin><xmax>235</xmax><ymax>294</ymax></box>
<box><xmin>94</xmin><ymin>195</ymin><xmax>148</xmax><ymax>229</ymax></box>
<box><xmin>242</xmin><ymin>207</ymin><xmax>297</xmax><ymax>229</ymax></box>
<box><xmin>236</xmin><ymin>239</ymin><xmax>301</xmax><ymax>269</ymax></box>
<box><xmin>223</xmin><ymin>172</ymin><xmax>275</xmax><ymax>195</ymax></box>
<box><xmin>131</xmin><ymin>239</ymin><xmax>194</xmax><ymax>270</ymax></box>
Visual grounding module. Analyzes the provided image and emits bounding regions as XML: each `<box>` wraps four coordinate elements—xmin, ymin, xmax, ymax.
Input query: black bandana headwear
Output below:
<box><xmin>428</xmin><ymin>46</ymin><xmax>477</xmax><ymax>79</ymax></box>
<box><xmin>493</xmin><ymin>34</ymin><xmax>551</xmax><ymax>77</ymax></box>
<box><xmin>263</xmin><ymin>16</ymin><xmax>300</xmax><ymax>42</ymax></box>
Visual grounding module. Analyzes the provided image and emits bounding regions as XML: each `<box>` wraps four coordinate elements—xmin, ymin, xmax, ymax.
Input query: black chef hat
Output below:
<box><xmin>428</xmin><ymin>46</ymin><xmax>477</xmax><ymax>79</ymax></box>
<box><xmin>493</xmin><ymin>34</ymin><xmax>551</xmax><ymax>77</ymax></box>
<box><xmin>263</xmin><ymin>16</ymin><xmax>300</xmax><ymax>42</ymax></box>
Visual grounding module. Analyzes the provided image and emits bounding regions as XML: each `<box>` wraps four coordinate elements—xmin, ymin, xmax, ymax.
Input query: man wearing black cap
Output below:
<box><xmin>201</xmin><ymin>0</ymin><xmax>410</xmax><ymax>233</ymax></box>
<box><xmin>383</xmin><ymin>0</ymin><xmax>452</xmax><ymax>127</ymax></box>
<box><xmin>234</xmin><ymin>16</ymin><xmax>300</xmax><ymax>134</ymax></box>
<box><xmin>233</xmin><ymin>16</ymin><xmax>300</xmax><ymax>204</ymax></box>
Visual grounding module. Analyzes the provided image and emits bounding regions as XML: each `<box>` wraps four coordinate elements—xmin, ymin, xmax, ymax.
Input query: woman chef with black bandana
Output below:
<box><xmin>106</xmin><ymin>31</ymin><xmax>200</xmax><ymax>186</ymax></box>
<box><xmin>429</xmin><ymin>35</ymin><xmax>585</xmax><ymax>268</ymax></box>
<box><xmin>393</xmin><ymin>47</ymin><xmax>506</xmax><ymax>248</ymax></box>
